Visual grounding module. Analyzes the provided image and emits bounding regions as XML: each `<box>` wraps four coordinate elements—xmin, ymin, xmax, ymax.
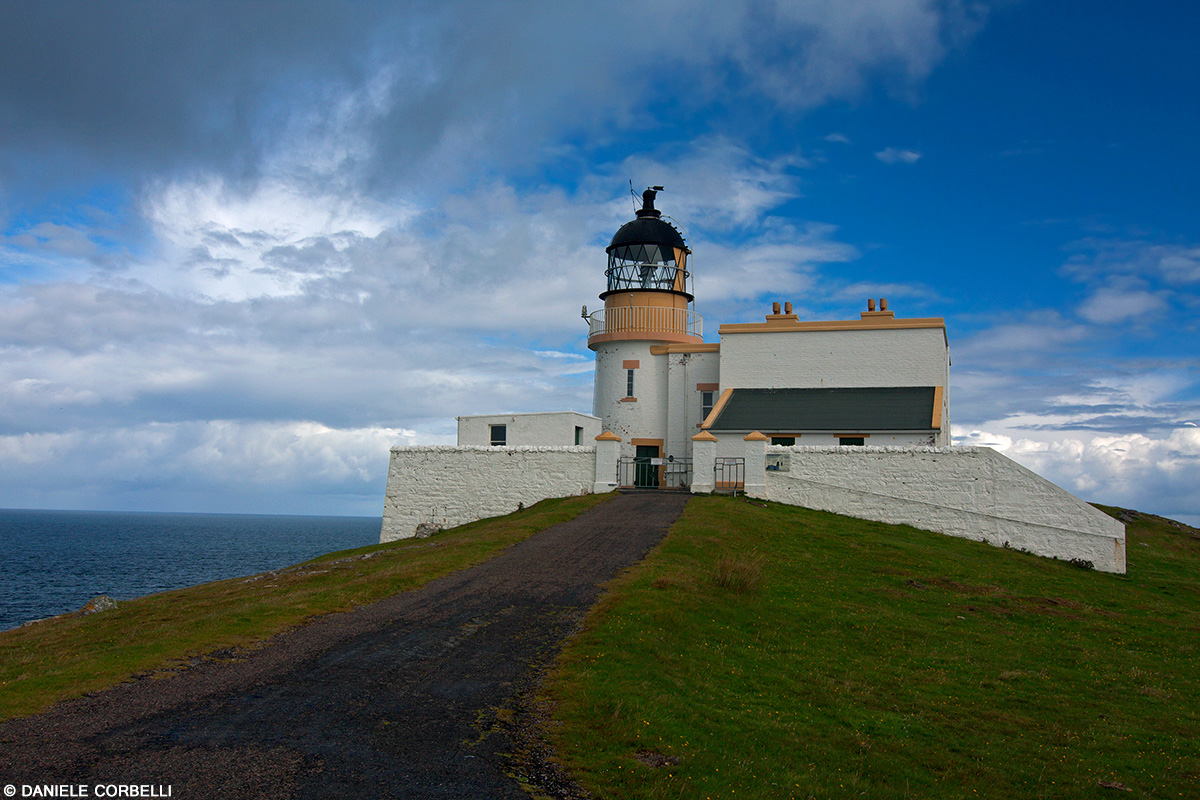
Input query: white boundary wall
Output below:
<box><xmin>381</xmin><ymin>445</ymin><xmax>596</xmax><ymax>542</ymax></box>
<box><xmin>758</xmin><ymin>446</ymin><xmax>1126</xmax><ymax>573</ymax></box>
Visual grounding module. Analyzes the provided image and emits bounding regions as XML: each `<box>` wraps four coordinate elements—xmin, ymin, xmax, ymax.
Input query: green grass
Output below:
<box><xmin>0</xmin><ymin>493</ymin><xmax>611</xmax><ymax>722</ymax></box>
<box><xmin>545</xmin><ymin>497</ymin><xmax>1200</xmax><ymax>800</ymax></box>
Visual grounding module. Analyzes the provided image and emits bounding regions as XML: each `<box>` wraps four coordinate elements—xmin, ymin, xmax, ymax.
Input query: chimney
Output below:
<box><xmin>772</xmin><ymin>301</ymin><xmax>781</xmax><ymax>315</ymax></box>
<box><xmin>784</xmin><ymin>302</ymin><xmax>793</xmax><ymax>314</ymax></box>
<box><xmin>862</xmin><ymin>297</ymin><xmax>895</xmax><ymax>320</ymax></box>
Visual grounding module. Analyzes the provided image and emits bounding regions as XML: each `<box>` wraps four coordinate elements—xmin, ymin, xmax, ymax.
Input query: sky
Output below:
<box><xmin>1</xmin><ymin>0</ymin><xmax>1197</xmax><ymax>523</ymax></box>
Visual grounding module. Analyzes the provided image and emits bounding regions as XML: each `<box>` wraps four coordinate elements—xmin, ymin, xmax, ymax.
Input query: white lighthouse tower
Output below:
<box><xmin>585</xmin><ymin>187</ymin><xmax>706</xmax><ymax>476</ymax></box>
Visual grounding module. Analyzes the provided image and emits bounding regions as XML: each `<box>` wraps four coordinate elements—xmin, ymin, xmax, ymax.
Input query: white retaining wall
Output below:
<box><xmin>759</xmin><ymin>446</ymin><xmax>1126</xmax><ymax>573</ymax></box>
<box><xmin>380</xmin><ymin>445</ymin><xmax>596</xmax><ymax>542</ymax></box>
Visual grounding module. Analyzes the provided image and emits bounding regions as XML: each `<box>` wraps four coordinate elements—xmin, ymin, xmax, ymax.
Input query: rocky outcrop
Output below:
<box><xmin>79</xmin><ymin>595</ymin><xmax>118</xmax><ymax>615</ymax></box>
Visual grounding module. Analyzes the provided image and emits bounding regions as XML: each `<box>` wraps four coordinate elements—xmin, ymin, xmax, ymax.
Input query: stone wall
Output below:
<box><xmin>758</xmin><ymin>446</ymin><xmax>1126</xmax><ymax>573</ymax></box>
<box><xmin>381</xmin><ymin>445</ymin><xmax>596</xmax><ymax>542</ymax></box>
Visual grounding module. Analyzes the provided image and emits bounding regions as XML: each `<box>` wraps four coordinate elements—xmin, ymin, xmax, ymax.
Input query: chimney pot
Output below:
<box><xmin>880</xmin><ymin>297</ymin><xmax>888</xmax><ymax>311</ymax></box>
<box><xmin>867</xmin><ymin>298</ymin><xmax>876</xmax><ymax>312</ymax></box>
<box><xmin>784</xmin><ymin>301</ymin><xmax>793</xmax><ymax>314</ymax></box>
<box><xmin>772</xmin><ymin>301</ymin><xmax>781</xmax><ymax>315</ymax></box>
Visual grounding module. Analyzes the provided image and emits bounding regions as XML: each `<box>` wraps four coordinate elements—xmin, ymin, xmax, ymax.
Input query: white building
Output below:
<box><xmin>457</xmin><ymin>411</ymin><xmax>600</xmax><ymax>448</ymax></box>
<box><xmin>381</xmin><ymin>188</ymin><xmax>1125</xmax><ymax>573</ymax></box>
<box><xmin>586</xmin><ymin>188</ymin><xmax>949</xmax><ymax>472</ymax></box>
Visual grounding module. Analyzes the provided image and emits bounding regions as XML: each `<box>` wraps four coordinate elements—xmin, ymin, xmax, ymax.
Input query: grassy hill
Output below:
<box><xmin>0</xmin><ymin>493</ymin><xmax>611</xmax><ymax>721</ymax></box>
<box><xmin>543</xmin><ymin>496</ymin><xmax>1199</xmax><ymax>799</ymax></box>
<box><xmin>2</xmin><ymin>493</ymin><xmax>1196</xmax><ymax>799</ymax></box>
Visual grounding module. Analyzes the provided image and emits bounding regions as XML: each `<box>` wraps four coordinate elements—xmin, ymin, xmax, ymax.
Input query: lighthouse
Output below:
<box><xmin>585</xmin><ymin>187</ymin><xmax>713</xmax><ymax>479</ymax></box>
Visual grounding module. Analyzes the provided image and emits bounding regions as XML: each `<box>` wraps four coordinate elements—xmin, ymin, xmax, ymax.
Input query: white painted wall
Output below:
<box><xmin>380</xmin><ymin>445</ymin><xmax>595</xmax><ymax>542</ymax></box>
<box><xmin>719</xmin><ymin>327</ymin><xmax>949</xmax><ymax>391</ymax></box>
<box><xmin>457</xmin><ymin>412</ymin><xmax>600</xmax><ymax>447</ymax></box>
<box><xmin>592</xmin><ymin>342</ymin><xmax>669</xmax><ymax>457</ymax></box>
<box><xmin>665</xmin><ymin>350</ymin><xmax>720</xmax><ymax>459</ymax></box>
<box><xmin>758</xmin><ymin>446</ymin><xmax>1126</xmax><ymax>573</ymax></box>
<box><xmin>715</xmin><ymin>431</ymin><xmax>939</xmax><ymax>453</ymax></box>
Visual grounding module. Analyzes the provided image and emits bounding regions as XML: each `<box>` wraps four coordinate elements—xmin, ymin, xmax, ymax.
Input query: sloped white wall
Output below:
<box><xmin>381</xmin><ymin>446</ymin><xmax>595</xmax><ymax>542</ymax></box>
<box><xmin>759</xmin><ymin>446</ymin><xmax>1126</xmax><ymax>573</ymax></box>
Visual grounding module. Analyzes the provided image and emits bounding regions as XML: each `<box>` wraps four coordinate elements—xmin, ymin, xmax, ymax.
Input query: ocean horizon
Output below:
<box><xmin>0</xmin><ymin>508</ymin><xmax>381</xmax><ymax>631</ymax></box>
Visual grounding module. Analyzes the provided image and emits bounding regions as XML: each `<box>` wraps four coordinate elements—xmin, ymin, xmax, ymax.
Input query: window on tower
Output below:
<box><xmin>701</xmin><ymin>390</ymin><xmax>714</xmax><ymax>421</ymax></box>
<box><xmin>626</xmin><ymin>369</ymin><xmax>635</xmax><ymax>398</ymax></box>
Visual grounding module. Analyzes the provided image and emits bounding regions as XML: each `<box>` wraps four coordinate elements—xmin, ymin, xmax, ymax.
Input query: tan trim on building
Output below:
<box><xmin>860</xmin><ymin>310</ymin><xmax>896</xmax><ymax>320</ymax></box>
<box><xmin>604</xmin><ymin>291</ymin><xmax>689</xmax><ymax>311</ymax></box>
<box><xmin>648</xmin><ymin>342</ymin><xmax>721</xmax><ymax>355</ymax></box>
<box><xmin>765</xmin><ymin>313</ymin><xmax>800</xmax><ymax>322</ymax></box>
<box><xmin>692</xmin><ymin>430</ymin><xmax>718</xmax><ymax>442</ymax></box>
<box><xmin>595</xmin><ymin>431</ymin><xmax>622</xmax><ymax>442</ymax></box>
<box><xmin>931</xmin><ymin>386</ymin><xmax>944</xmax><ymax>430</ymax></box>
<box><xmin>695</xmin><ymin>382</ymin><xmax>719</xmax><ymax>391</ymax></box>
<box><xmin>590</xmin><ymin>330</ymin><xmax>704</xmax><ymax>347</ymax></box>
<box><xmin>700</xmin><ymin>388</ymin><xmax>735</xmax><ymax>429</ymax></box>
<box><xmin>836</xmin><ymin>433</ymin><xmax>871</xmax><ymax>439</ymax></box>
<box><xmin>619</xmin><ymin>397</ymin><xmax>637</xmax><ymax>403</ymax></box>
<box><xmin>622</xmin><ymin>360</ymin><xmax>640</xmax><ymax>369</ymax></box>
<box><xmin>744</xmin><ymin>430</ymin><xmax>769</xmax><ymax>441</ymax></box>
<box><xmin>718</xmin><ymin>317</ymin><xmax>945</xmax><ymax>335</ymax></box>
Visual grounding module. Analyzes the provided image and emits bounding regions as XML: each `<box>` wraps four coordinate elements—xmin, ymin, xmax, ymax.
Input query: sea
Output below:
<box><xmin>0</xmin><ymin>509</ymin><xmax>381</xmax><ymax>632</ymax></box>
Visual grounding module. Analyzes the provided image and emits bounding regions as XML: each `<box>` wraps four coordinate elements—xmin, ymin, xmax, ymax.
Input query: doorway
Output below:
<box><xmin>634</xmin><ymin>443</ymin><xmax>659</xmax><ymax>488</ymax></box>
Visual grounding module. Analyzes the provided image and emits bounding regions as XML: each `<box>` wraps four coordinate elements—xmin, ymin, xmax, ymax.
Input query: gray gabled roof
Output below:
<box><xmin>708</xmin><ymin>386</ymin><xmax>938</xmax><ymax>432</ymax></box>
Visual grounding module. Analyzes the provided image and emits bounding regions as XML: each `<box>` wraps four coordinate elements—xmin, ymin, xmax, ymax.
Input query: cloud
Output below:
<box><xmin>0</xmin><ymin>1</ymin><xmax>987</xmax><ymax>198</ymax></box>
<box><xmin>1077</xmin><ymin>284</ymin><xmax>1168</xmax><ymax>324</ymax></box>
<box><xmin>874</xmin><ymin>147</ymin><xmax>922</xmax><ymax>164</ymax></box>
<box><xmin>0</xmin><ymin>420</ymin><xmax>424</xmax><ymax>516</ymax></box>
<box><xmin>1063</xmin><ymin>238</ymin><xmax>1200</xmax><ymax>286</ymax></box>
<box><xmin>824</xmin><ymin>133</ymin><xmax>852</xmax><ymax>144</ymax></box>
<box><xmin>957</xmin><ymin>426</ymin><xmax>1200</xmax><ymax>526</ymax></box>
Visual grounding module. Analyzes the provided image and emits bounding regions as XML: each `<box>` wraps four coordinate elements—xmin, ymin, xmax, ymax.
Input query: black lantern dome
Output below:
<box><xmin>601</xmin><ymin>187</ymin><xmax>692</xmax><ymax>300</ymax></box>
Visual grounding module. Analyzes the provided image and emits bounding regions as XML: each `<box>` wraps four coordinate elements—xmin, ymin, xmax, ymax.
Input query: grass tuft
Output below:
<box><xmin>709</xmin><ymin>551</ymin><xmax>765</xmax><ymax>594</ymax></box>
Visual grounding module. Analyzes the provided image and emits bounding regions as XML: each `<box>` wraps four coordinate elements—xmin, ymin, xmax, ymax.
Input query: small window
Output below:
<box><xmin>490</xmin><ymin>424</ymin><xmax>507</xmax><ymax>446</ymax></box>
<box><xmin>771</xmin><ymin>436</ymin><xmax>796</xmax><ymax>446</ymax></box>
<box><xmin>574</xmin><ymin>426</ymin><xmax>583</xmax><ymax>445</ymax></box>
<box><xmin>839</xmin><ymin>436</ymin><xmax>865</xmax><ymax>446</ymax></box>
<box><xmin>701</xmin><ymin>390</ymin><xmax>714</xmax><ymax>420</ymax></box>
<box><xmin>626</xmin><ymin>368</ymin><xmax>635</xmax><ymax>398</ymax></box>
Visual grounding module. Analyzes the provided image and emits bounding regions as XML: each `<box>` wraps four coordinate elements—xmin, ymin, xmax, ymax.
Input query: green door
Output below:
<box><xmin>634</xmin><ymin>445</ymin><xmax>659</xmax><ymax>488</ymax></box>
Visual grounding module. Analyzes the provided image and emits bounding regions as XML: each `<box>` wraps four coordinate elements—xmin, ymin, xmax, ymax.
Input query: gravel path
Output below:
<box><xmin>0</xmin><ymin>492</ymin><xmax>690</xmax><ymax>799</ymax></box>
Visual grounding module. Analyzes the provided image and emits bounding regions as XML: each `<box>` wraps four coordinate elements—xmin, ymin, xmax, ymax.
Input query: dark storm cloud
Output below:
<box><xmin>1</xmin><ymin>1</ymin><xmax>991</xmax><ymax>197</ymax></box>
<box><xmin>0</xmin><ymin>0</ymin><xmax>393</xmax><ymax>184</ymax></box>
